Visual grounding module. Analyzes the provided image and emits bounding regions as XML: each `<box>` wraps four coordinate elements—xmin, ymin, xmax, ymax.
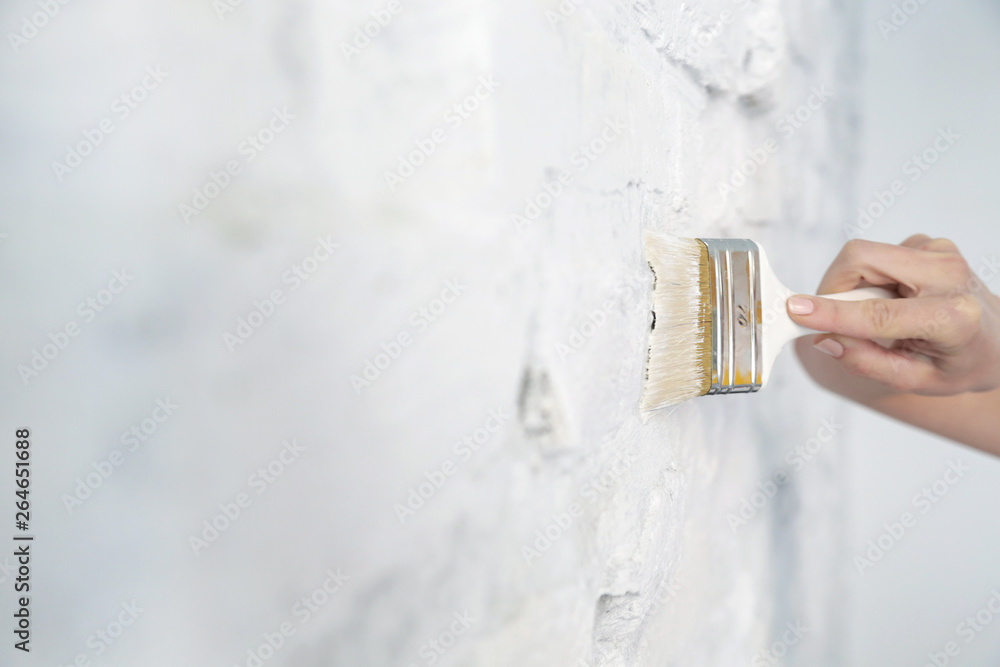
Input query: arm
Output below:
<box><xmin>789</xmin><ymin>235</ymin><xmax>1000</xmax><ymax>454</ymax></box>
<box><xmin>795</xmin><ymin>339</ymin><xmax>1000</xmax><ymax>454</ymax></box>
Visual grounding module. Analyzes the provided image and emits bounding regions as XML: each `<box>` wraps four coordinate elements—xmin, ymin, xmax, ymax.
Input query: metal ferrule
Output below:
<box><xmin>701</xmin><ymin>238</ymin><xmax>763</xmax><ymax>395</ymax></box>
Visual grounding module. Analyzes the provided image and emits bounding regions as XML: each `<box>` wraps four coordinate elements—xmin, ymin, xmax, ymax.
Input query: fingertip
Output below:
<box><xmin>787</xmin><ymin>295</ymin><xmax>815</xmax><ymax>316</ymax></box>
<box><xmin>818</xmin><ymin>335</ymin><xmax>932</xmax><ymax>392</ymax></box>
<box><xmin>813</xmin><ymin>336</ymin><xmax>845</xmax><ymax>359</ymax></box>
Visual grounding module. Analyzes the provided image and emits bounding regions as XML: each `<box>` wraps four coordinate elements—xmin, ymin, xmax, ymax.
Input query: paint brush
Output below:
<box><xmin>641</xmin><ymin>232</ymin><xmax>895</xmax><ymax>410</ymax></box>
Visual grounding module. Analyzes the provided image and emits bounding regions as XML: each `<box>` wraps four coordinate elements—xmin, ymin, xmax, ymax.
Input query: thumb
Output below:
<box><xmin>811</xmin><ymin>334</ymin><xmax>940</xmax><ymax>394</ymax></box>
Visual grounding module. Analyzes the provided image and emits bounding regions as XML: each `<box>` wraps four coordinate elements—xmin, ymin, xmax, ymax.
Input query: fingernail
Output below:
<box><xmin>787</xmin><ymin>296</ymin><xmax>815</xmax><ymax>315</ymax></box>
<box><xmin>814</xmin><ymin>339</ymin><xmax>844</xmax><ymax>359</ymax></box>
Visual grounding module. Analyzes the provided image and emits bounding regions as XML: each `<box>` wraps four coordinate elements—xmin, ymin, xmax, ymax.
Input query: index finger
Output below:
<box><xmin>816</xmin><ymin>239</ymin><xmax>969</xmax><ymax>297</ymax></box>
<box><xmin>788</xmin><ymin>291</ymin><xmax>981</xmax><ymax>349</ymax></box>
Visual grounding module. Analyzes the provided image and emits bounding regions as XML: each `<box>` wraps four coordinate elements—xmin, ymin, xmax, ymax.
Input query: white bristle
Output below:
<box><xmin>641</xmin><ymin>232</ymin><xmax>711</xmax><ymax>411</ymax></box>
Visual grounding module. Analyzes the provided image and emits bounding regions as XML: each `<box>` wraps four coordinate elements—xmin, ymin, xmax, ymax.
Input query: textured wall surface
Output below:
<box><xmin>2</xmin><ymin>1</ymin><xmax>859</xmax><ymax>665</ymax></box>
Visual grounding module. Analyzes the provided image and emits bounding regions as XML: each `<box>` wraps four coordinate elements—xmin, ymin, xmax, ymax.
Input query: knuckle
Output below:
<box><xmin>937</xmin><ymin>251</ymin><xmax>973</xmax><ymax>284</ymax></box>
<box><xmin>926</xmin><ymin>237</ymin><xmax>960</xmax><ymax>253</ymax></box>
<box><xmin>900</xmin><ymin>234</ymin><xmax>930</xmax><ymax>245</ymax></box>
<box><xmin>942</xmin><ymin>295</ymin><xmax>982</xmax><ymax>342</ymax></box>
<box><xmin>841</xmin><ymin>239</ymin><xmax>869</xmax><ymax>260</ymax></box>
<box><xmin>902</xmin><ymin>233</ymin><xmax>931</xmax><ymax>247</ymax></box>
<box><xmin>865</xmin><ymin>299</ymin><xmax>894</xmax><ymax>334</ymax></box>
<box><xmin>956</xmin><ymin>294</ymin><xmax>982</xmax><ymax>324</ymax></box>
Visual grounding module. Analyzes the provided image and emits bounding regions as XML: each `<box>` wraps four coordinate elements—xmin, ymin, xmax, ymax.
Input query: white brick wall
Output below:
<box><xmin>0</xmin><ymin>0</ymin><xmax>860</xmax><ymax>664</ymax></box>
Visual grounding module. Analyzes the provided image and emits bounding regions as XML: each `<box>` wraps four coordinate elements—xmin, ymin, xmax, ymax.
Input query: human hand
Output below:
<box><xmin>787</xmin><ymin>235</ymin><xmax>1000</xmax><ymax>396</ymax></box>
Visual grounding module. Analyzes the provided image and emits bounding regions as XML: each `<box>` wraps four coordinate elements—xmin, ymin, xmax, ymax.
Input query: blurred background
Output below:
<box><xmin>0</xmin><ymin>0</ymin><xmax>998</xmax><ymax>666</ymax></box>
<box><xmin>847</xmin><ymin>0</ymin><xmax>1000</xmax><ymax>664</ymax></box>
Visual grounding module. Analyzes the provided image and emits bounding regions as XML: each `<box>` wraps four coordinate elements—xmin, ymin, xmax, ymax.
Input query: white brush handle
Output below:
<box><xmin>758</xmin><ymin>247</ymin><xmax>897</xmax><ymax>387</ymax></box>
